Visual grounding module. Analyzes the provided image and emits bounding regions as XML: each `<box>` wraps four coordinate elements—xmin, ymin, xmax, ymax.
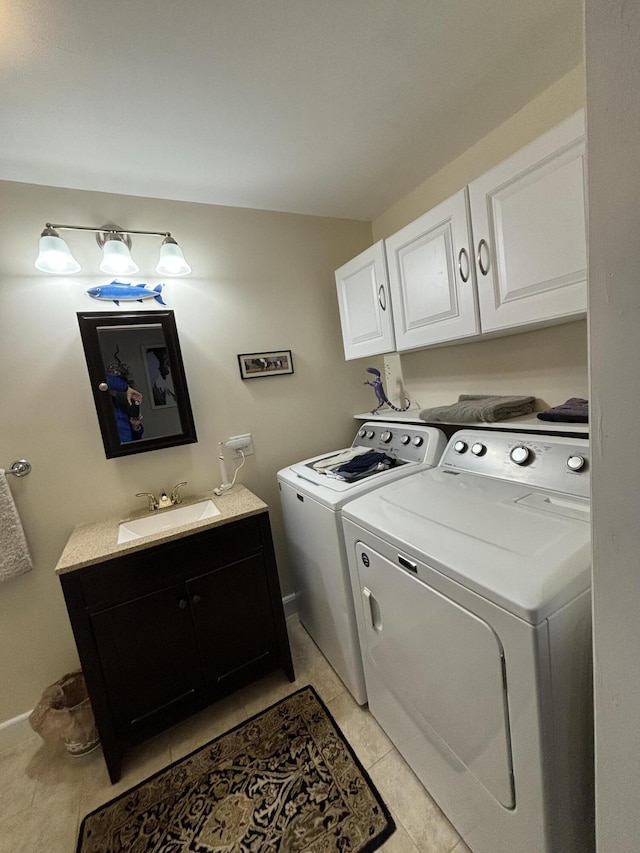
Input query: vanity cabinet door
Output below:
<box><xmin>60</xmin><ymin>510</ymin><xmax>294</xmax><ymax>784</ymax></box>
<box><xmin>188</xmin><ymin>554</ymin><xmax>278</xmax><ymax>692</ymax></box>
<box><xmin>90</xmin><ymin>583</ymin><xmax>205</xmax><ymax>735</ymax></box>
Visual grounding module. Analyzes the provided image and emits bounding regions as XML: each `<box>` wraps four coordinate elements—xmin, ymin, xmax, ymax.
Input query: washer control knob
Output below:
<box><xmin>412</xmin><ymin>435</ymin><xmax>424</xmax><ymax>447</ymax></box>
<box><xmin>471</xmin><ymin>442</ymin><xmax>486</xmax><ymax>456</ymax></box>
<box><xmin>366</xmin><ymin>430</ymin><xmax>375</xmax><ymax>439</ymax></box>
<box><xmin>453</xmin><ymin>440</ymin><xmax>467</xmax><ymax>454</ymax></box>
<box><xmin>510</xmin><ymin>445</ymin><xmax>531</xmax><ymax>465</ymax></box>
<box><xmin>567</xmin><ymin>455</ymin><xmax>586</xmax><ymax>472</ymax></box>
<box><xmin>358</xmin><ymin>428</ymin><xmax>367</xmax><ymax>438</ymax></box>
<box><xmin>400</xmin><ymin>434</ymin><xmax>411</xmax><ymax>445</ymax></box>
<box><xmin>381</xmin><ymin>431</ymin><xmax>392</xmax><ymax>443</ymax></box>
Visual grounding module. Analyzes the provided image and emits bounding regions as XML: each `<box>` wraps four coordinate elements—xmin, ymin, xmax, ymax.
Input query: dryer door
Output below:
<box><xmin>355</xmin><ymin>543</ymin><xmax>515</xmax><ymax>808</ymax></box>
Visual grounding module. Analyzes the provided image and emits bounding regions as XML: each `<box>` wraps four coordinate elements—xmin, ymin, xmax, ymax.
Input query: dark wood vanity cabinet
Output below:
<box><xmin>59</xmin><ymin>512</ymin><xmax>294</xmax><ymax>783</ymax></box>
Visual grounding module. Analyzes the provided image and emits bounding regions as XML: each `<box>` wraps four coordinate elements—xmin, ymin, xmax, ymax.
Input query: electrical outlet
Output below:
<box><xmin>226</xmin><ymin>433</ymin><xmax>254</xmax><ymax>458</ymax></box>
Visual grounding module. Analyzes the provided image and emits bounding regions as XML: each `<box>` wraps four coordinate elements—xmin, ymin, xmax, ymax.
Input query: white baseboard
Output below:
<box><xmin>0</xmin><ymin>711</ymin><xmax>36</xmax><ymax>754</ymax></box>
<box><xmin>283</xmin><ymin>592</ymin><xmax>299</xmax><ymax>619</ymax></box>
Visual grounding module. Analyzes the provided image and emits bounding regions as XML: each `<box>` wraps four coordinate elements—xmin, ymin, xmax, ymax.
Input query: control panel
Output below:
<box><xmin>352</xmin><ymin>422</ymin><xmax>442</xmax><ymax>465</ymax></box>
<box><xmin>441</xmin><ymin>430</ymin><xmax>590</xmax><ymax>498</ymax></box>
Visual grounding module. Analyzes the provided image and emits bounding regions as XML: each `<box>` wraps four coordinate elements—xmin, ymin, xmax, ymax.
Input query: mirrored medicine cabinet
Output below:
<box><xmin>77</xmin><ymin>310</ymin><xmax>197</xmax><ymax>459</ymax></box>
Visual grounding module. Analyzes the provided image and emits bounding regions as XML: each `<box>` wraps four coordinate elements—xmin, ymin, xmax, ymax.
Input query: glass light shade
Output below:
<box><xmin>99</xmin><ymin>237</ymin><xmax>139</xmax><ymax>275</ymax></box>
<box><xmin>35</xmin><ymin>233</ymin><xmax>81</xmax><ymax>274</ymax></box>
<box><xmin>156</xmin><ymin>238</ymin><xmax>192</xmax><ymax>276</ymax></box>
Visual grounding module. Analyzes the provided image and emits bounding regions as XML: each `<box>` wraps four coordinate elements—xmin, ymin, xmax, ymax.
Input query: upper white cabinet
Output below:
<box><xmin>468</xmin><ymin>110</ymin><xmax>587</xmax><ymax>334</ymax></box>
<box><xmin>334</xmin><ymin>110</ymin><xmax>587</xmax><ymax>358</ymax></box>
<box><xmin>386</xmin><ymin>188</ymin><xmax>480</xmax><ymax>349</ymax></box>
<box><xmin>335</xmin><ymin>240</ymin><xmax>395</xmax><ymax>360</ymax></box>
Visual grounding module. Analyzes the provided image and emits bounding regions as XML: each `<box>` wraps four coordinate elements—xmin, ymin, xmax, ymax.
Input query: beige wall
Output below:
<box><xmin>0</xmin><ymin>180</ymin><xmax>373</xmax><ymax>722</ymax></box>
<box><xmin>373</xmin><ymin>64</ymin><xmax>585</xmax><ymax>241</ymax></box>
<box><xmin>371</xmin><ymin>64</ymin><xmax>588</xmax><ymax>412</ymax></box>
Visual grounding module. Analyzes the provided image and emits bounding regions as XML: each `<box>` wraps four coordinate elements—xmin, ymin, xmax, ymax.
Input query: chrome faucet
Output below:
<box><xmin>170</xmin><ymin>482</ymin><xmax>187</xmax><ymax>505</ymax></box>
<box><xmin>135</xmin><ymin>482</ymin><xmax>188</xmax><ymax>511</ymax></box>
<box><xmin>135</xmin><ymin>491</ymin><xmax>159</xmax><ymax>511</ymax></box>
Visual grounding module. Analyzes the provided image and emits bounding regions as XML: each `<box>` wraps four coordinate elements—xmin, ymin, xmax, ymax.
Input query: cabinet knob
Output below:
<box><xmin>192</xmin><ymin>594</ymin><xmax>202</xmax><ymax>605</ymax></box>
<box><xmin>178</xmin><ymin>598</ymin><xmax>188</xmax><ymax>609</ymax></box>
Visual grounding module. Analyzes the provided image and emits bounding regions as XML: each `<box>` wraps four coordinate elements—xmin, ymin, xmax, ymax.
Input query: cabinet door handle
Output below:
<box><xmin>378</xmin><ymin>284</ymin><xmax>387</xmax><ymax>311</ymax></box>
<box><xmin>477</xmin><ymin>238</ymin><xmax>490</xmax><ymax>276</ymax></box>
<box><xmin>458</xmin><ymin>247</ymin><xmax>470</xmax><ymax>283</ymax></box>
<box><xmin>191</xmin><ymin>594</ymin><xmax>202</xmax><ymax>605</ymax></box>
<box><xmin>178</xmin><ymin>598</ymin><xmax>188</xmax><ymax>609</ymax></box>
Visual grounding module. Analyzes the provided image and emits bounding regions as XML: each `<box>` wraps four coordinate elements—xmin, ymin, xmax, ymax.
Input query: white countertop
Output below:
<box><xmin>55</xmin><ymin>485</ymin><xmax>268</xmax><ymax>575</ymax></box>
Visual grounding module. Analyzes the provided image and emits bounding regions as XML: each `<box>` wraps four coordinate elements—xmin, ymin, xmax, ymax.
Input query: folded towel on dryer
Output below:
<box><xmin>420</xmin><ymin>394</ymin><xmax>536</xmax><ymax>423</ymax></box>
<box><xmin>537</xmin><ymin>398</ymin><xmax>589</xmax><ymax>423</ymax></box>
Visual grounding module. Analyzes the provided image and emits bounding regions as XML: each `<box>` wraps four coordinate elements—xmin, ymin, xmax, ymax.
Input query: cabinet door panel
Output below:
<box><xmin>189</xmin><ymin>555</ymin><xmax>278</xmax><ymax>688</ymax></box>
<box><xmin>91</xmin><ymin>585</ymin><xmax>204</xmax><ymax>733</ymax></box>
<box><xmin>335</xmin><ymin>241</ymin><xmax>395</xmax><ymax>360</ymax></box>
<box><xmin>470</xmin><ymin>110</ymin><xmax>587</xmax><ymax>333</ymax></box>
<box><xmin>386</xmin><ymin>189</ymin><xmax>479</xmax><ymax>349</ymax></box>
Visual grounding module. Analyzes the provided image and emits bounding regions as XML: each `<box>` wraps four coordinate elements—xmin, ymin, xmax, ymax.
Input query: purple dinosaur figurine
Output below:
<box><xmin>364</xmin><ymin>367</ymin><xmax>411</xmax><ymax>415</ymax></box>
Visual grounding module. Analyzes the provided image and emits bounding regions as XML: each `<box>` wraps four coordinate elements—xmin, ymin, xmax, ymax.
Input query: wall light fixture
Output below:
<box><xmin>35</xmin><ymin>223</ymin><xmax>192</xmax><ymax>277</ymax></box>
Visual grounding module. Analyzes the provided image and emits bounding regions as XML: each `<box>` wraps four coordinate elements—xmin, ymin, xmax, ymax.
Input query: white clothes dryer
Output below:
<box><xmin>342</xmin><ymin>430</ymin><xmax>594</xmax><ymax>853</ymax></box>
<box><xmin>277</xmin><ymin>421</ymin><xmax>446</xmax><ymax>704</ymax></box>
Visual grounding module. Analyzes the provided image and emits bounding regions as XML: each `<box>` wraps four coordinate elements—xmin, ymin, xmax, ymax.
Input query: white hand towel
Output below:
<box><xmin>0</xmin><ymin>469</ymin><xmax>33</xmax><ymax>582</ymax></box>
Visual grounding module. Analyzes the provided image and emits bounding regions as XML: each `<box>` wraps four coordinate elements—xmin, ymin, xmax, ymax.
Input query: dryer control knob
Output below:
<box><xmin>381</xmin><ymin>431</ymin><xmax>392</xmax><ymax>443</ymax></box>
<box><xmin>412</xmin><ymin>436</ymin><xmax>424</xmax><ymax>447</ymax></box>
<box><xmin>453</xmin><ymin>440</ymin><xmax>467</xmax><ymax>454</ymax></box>
<box><xmin>510</xmin><ymin>445</ymin><xmax>531</xmax><ymax>465</ymax></box>
<box><xmin>366</xmin><ymin>430</ymin><xmax>375</xmax><ymax>439</ymax></box>
<box><xmin>358</xmin><ymin>429</ymin><xmax>367</xmax><ymax>438</ymax></box>
<box><xmin>471</xmin><ymin>442</ymin><xmax>486</xmax><ymax>456</ymax></box>
<box><xmin>400</xmin><ymin>434</ymin><xmax>411</xmax><ymax>445</ymax></box>
<box><xmin>567</xmin><ymin>455</ymin><xmax>586</xmax><ymax>471</ymax></box>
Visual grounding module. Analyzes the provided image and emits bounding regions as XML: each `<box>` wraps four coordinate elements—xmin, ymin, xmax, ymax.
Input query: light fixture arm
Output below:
<box><xmin>44</xmin><ymin>223</ymin><xmax>172</xmax><ymax>239</ymax></box>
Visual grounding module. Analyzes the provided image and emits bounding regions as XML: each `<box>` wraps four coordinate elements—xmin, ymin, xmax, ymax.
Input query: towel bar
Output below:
<box><xmin>6</xmin><ymin>460</ymin><xmax>31</xmax><ymax>477</ymax></box>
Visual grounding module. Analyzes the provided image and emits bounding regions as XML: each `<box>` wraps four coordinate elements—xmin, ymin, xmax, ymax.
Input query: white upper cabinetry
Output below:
<box><xmin>468</xmin><ymin>109</ymin><xmax>586</xmax><ymax>334</ymax></box>
<box><xmin>386</xmin><ymin>187</ymin><xmax>479</xmax><ymax>349</ymax></box>
<box><xmin>335</xmin><ymin>240</ymin><xmax>395</xmax><ymax>360</ymax></box>
<box><xmin>335</xmin><ymin>110</ymin><xmax>587</xmax><ymax>359</ymax></box>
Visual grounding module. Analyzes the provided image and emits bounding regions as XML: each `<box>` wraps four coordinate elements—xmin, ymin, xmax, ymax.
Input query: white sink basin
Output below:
<box><xmin>117</xmin><ymin>500</ymin><xmax>221</xmax><ymax>544</ymax></box>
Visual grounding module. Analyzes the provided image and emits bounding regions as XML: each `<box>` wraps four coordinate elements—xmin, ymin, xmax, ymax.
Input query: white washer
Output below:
<box><xmin>277</xmin><ymin>422</ymin><xmax>446</xmax><ymax>704</ymax></box>
<box><xmin>342</xmin><ymin>430</ymin><xmax>594</xmax><ymax>853</ymax></box>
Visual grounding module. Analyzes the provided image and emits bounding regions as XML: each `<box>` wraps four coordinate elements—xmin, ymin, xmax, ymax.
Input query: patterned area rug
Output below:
<box><xmin>76</xmin><ymin>685</ymin><xmax>395</xmax><ymax>852</ymax></box>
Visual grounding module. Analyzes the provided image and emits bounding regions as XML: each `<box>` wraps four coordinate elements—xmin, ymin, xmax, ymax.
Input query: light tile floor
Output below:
<box><xmin>0</xmin><ymin>616</ymin><xmax>470</xmax><ymax>853</ymax></box>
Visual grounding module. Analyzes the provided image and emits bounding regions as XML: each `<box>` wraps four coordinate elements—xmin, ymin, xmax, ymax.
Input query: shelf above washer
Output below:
<box><xmin>353</xmin><ymin>410</ymin><xmax>588</xmax><ymax>437</ymax></box>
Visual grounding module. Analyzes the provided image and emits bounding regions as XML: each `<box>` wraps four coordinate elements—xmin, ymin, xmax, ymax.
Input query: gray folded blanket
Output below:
<box><xmin>420</xmin><ymin>394</ymin><xmax>536</xmax><ymax>423</ymax></box>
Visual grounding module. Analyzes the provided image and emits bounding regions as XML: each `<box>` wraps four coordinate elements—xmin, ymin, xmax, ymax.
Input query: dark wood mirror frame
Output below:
<box><xmin>77</xmin><ymin>310</ymin><xmax>197</xmax><ymax>459</ymax></box>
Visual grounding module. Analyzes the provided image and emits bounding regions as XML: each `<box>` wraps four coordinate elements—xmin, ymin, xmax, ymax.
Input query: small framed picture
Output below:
<box><xmin>238</xmin><ymin>350</ymin><xmax>294</xmax><ymax>380</ymax></box>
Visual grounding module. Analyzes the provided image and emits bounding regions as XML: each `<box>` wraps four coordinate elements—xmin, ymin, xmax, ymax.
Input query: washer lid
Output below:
<box><xmin>343</xmin><ymin>468</ymin><xmax>591</xmax><ymax>623</ymax></box>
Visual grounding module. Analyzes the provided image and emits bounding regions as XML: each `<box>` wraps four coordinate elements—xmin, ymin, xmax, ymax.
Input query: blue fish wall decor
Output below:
<box><xmin>86</xmin><ymin>281</ymin><xmax>166</xmax><ymax>306</ymax></box>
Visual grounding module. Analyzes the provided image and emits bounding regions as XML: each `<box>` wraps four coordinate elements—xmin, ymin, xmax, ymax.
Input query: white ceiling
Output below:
<box><xmin>0</xmin><ymin>1</ymin><xmax>583</xmax><ymax>221</ymax></box>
